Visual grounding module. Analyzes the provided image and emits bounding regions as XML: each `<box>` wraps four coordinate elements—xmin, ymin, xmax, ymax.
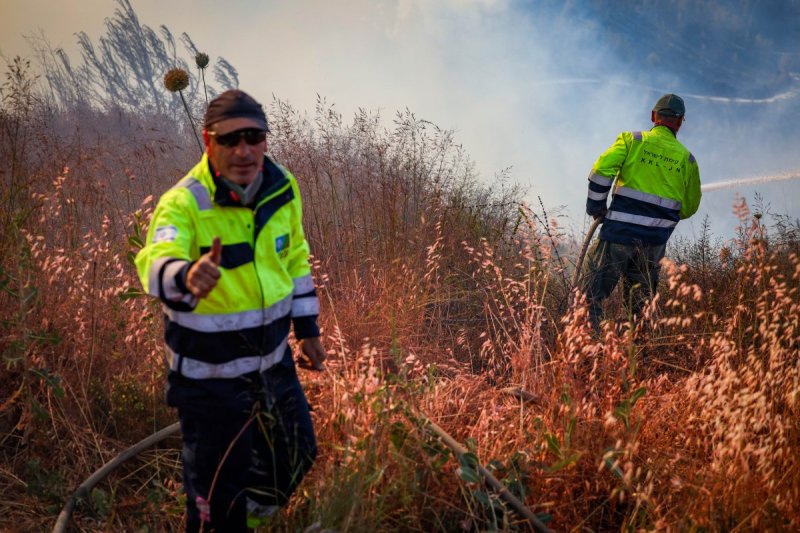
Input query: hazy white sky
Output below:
<box><xmin>2</xmin><ymin>0</ymin><xmax>799</xmax><ymax>240</ymax></box>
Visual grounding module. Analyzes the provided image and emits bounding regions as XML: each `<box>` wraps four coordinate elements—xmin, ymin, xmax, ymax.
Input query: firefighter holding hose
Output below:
<box><xmin>580</xmin><ymin>94</ymin><xmax>701</xmax><ymax>330</ymax></box>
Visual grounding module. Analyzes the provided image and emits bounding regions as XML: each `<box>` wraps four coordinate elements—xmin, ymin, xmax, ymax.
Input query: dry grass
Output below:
<box><xmin>1</xmin><ymin>62</ymin><xmax>799</xmax><ymax>532</ymax></box>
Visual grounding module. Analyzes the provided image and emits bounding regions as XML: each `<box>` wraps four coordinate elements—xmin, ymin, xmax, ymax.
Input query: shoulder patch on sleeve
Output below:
<box><xmin>689</xmin><ymin>153</ymin><xmax>696</xmax><ymax>164</ymax></box>
<box><xmin>153</xmin><ymin>225</ymin><xmax>178</xmax><ymax>243</ymax></box>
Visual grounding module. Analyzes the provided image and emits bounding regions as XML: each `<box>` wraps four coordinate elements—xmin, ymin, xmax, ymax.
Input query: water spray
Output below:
<box><xmin>700</xmin><ymin>171</ymin><xmax>800</xmax><ymax>192</ymax></box>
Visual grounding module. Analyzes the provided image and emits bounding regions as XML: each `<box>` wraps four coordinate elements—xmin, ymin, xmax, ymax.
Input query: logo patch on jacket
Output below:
<box><xmin>275</xmin><ymin>233</ymin><xmax>290</xmax><ymax>257</ymax></box>
<box><xmin>153</xmin><ymin>225</ymin><xmax>178</xmax><ymax>243</ymax></box>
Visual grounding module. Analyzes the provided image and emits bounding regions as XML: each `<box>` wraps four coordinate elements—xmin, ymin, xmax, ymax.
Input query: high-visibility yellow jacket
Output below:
<box><xmin>135</xmin><ymin>153</ymin><xmax>319</xmax><ymax>380</ymax></box>
<box><xmin>586</xmin><ymin>125</ymin><xmax>701</xmax><ymax>245</ymax></box>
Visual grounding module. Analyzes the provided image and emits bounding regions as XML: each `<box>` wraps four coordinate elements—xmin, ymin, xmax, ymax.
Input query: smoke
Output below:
<box><xmin>3</xmin><ymin>0</ymin><xmax>799</xmax><ymax>237</ymax></box>
<box><xmin>226</xmin><ymin>0</ymin><xmax>800</xmax><ymax>238</ymax></box>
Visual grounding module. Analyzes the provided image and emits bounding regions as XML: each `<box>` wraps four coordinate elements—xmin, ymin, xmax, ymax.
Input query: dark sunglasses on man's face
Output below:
<box><xmin>209</xmin><ymin>128</ymin><xmax>267</xmax><ymax>147</ymax></box>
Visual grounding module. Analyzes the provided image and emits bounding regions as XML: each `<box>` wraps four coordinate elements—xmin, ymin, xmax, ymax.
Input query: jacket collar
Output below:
<box><xmin>205</xmin><ymin>154</ymin><xmax>288</xmax><ymax>208</ymax></box>
<box><xmin>651</xmin><ymin>124</ymin><xmax>678</xmax><ymax>137</ymax></box>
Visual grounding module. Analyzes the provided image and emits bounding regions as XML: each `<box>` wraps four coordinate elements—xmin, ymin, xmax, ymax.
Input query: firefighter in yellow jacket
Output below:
<box><xmin>136</xmin><ymin>90</ymin><xmax>325</xmax><ymax>532</ymax></box>
<box><xmin>581</xmin><ymin>94</ymin><xmax>701</xmax><ymax>329</ymax></box>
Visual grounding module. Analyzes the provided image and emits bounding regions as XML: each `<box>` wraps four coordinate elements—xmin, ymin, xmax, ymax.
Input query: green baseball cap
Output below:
<box><xmin>653</xmin><ymin>94</ymin><xmax>685</xmax><ymax>117</ymax></box>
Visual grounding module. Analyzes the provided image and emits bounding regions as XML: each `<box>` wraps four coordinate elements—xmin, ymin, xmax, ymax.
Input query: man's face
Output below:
<box><xmin>205</xmin><ymin>117</ymin><xmax>267</xmax><ymax>186</ymax></box>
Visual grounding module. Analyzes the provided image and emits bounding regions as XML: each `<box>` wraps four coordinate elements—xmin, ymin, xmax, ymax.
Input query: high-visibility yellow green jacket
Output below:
<box><xmin>586</xmin><ymin>125</ymin><xmax>701</xmax><ymax>245</ymax></box>
<box><xmin>135</xmin><ymin>153</ymin><xmax>319</xmax><ymax>380</ymax></box>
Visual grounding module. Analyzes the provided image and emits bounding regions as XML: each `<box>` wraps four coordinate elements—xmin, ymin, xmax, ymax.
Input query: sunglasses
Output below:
<box><xmin>209</xmin><ymin>128</ymin><xmax>267</xmax><ymax>147</ymax></box>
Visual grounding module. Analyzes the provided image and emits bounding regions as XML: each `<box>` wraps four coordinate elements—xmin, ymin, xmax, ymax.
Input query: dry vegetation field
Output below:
<box><xmin>1</xmin><ymin>54</ymin><xmax>799</xmax><ymax>532</ymax></box>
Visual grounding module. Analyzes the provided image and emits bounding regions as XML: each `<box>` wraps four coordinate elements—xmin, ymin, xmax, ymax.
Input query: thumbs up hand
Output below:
<box><xmin>187</xmin><ymin>237</ymin><xmax>222</xmax><ymax>299</ymax></box>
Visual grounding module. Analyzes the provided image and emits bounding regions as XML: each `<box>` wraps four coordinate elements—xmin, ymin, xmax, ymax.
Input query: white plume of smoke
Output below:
<box><xmin>701</xmin><ymin>171</ymin><xmax>800</xmax><ymax>192</ymax></box>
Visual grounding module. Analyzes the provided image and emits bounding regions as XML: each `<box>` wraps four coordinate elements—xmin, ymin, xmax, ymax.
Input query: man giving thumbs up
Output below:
<box><xmin>135</xmin><ymin>90</ymin><xmax>325</xmax><ymax>532</ymax></box>
<box><xmin>186</xmin><ymin>236</ymin><xmax>222</xmax><ymax>298</ymax></box>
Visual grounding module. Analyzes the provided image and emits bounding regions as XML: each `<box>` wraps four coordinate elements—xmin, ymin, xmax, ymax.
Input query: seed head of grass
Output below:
<box><xmin>163</xmin><ymin>68</ymin><xmax>189</xmax><ymax>92</ymax></box>
<box><xmin>195</xmin><ymin>53</ymin><xmax>209</xmax><ymax>70</ymax></box>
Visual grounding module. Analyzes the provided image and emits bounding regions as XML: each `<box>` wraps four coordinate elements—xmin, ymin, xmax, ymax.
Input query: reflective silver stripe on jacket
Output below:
<box><xmin>148</xmin><ymin>257</ymin><xmax>196</xmax><ymax>306</ymax></box>
<box><xmin>167</xmin><ymin>337</ymin><xmax>289</xmax><ymax>379</ymax></box>
<box><xmin>163</xmin><ymin>294</ymin><xmax>293</xmax><ymax>332</ymax></box>
<box><xmin>293</xmin><ymin>273</ymin><xmax>315</xmax><ymax>294</ymax></box>
<box><xmin>588</xmin><ymin>172</ymin><xmax>613</xmax><ymax>187</ymax></box>
<box><xmin>587</xmin><ymin>189</ymin><xmax>609</xmax><ymax>201</ymax></box>
<box><xmin>614</xmin><ymin>186</ymin><xmax>681</xmax><ymax>210</ymax></box>
<box><xmin>292</xmin><ymin>296</ymin><xmax>320</xmax><ymax>317</ymax></box>
<box><xmin>632</xmin><ymin>131</ymin><xmax>643</xmax><ymax>142</ymax></box>
<box><xmin>183</xmin><ymin>177</ymin><xmax>213</xmax><ymax>211</ymax></box>
<box><xmin>161</xmin><ymin>260</ymin><xmax>191</xmax><ymax>300</ymax></box>
<box><xmin>148</xmin><ymin>257</ymin><xmax>172</xmax><ymax>297</ymax></box>
<box><xmin>605</xmin><ymin>211</ymin><xmax>678</xmax><ymax>228</ymax></box>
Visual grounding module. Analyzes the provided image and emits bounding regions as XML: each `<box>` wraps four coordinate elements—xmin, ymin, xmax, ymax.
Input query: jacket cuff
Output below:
<box><xmin>293</xmin><ymin>316</ymin><xmax>320</xmax><ymax>339</ymax></box>
<box><xmin>586</xmin><ymin>199</ymin><xmax>608</xmax><ymax>217</ymax></box>
<box><xmin>175</xmin><ymin>261</ymin><xmax>193</xmax><ymax>294</ymax></box>
<box><xmin>158</xmin><ymin>259</ymin><xmax>197</xmax><ymax>311</ymax></box>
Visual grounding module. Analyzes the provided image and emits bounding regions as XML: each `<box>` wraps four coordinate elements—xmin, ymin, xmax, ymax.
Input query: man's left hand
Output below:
<box><xmin>298</xmin><ymin>337</ymin><xmax>327</xmax><ymax>371</ymax></box>
<box><xmin>593</xmin><ymin>207</ymin><xmax>608</xmax><ymax>221</ymax></box>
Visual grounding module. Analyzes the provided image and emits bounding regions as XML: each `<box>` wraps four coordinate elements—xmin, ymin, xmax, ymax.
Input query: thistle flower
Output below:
<box><xmin>195</xmin><ymin>52</ymin><xmax>210</xmax><ymax>70</ymax></box>
<box><xmin>195</xmin><ymin>53</ymin><xmax>210</xmax><ymax>106</ymax></box>
<box><xmin>164</xmin><ymin>67</ymin><xmax>202</xmax><ymax>155</ymax></box>
<box><xmin>163</xmin><ymin>68</ymin><xmax>190</xmax><ymax>92</ymax></box>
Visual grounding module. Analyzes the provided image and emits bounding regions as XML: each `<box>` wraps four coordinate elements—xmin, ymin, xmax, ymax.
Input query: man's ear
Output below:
<box><xmin>202</xmin><ymin>129</ymin><xmax>211</xmax><ymax>150</ymax></box>
<box><xmin>651</xmin><ymin>110</ymin><xmax>656</xmax><ymax>124</ymax></box>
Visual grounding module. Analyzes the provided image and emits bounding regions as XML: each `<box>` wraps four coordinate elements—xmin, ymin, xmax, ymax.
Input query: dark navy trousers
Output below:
<box><xmin>580</xmin><ymin>238</ymin><xmax>667</xmax><ymax>329</ymax></box>
<box><xmin>168</xmin><ymin>358</ymin><xmax>317</xmax><ymax>532</ymax></box>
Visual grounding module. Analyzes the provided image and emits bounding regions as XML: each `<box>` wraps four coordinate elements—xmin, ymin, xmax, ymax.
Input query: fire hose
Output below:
<box><xmin>52</xmin><ymin>411</ymin><xmax>553</xmax><ymax>531</ymax></box>
<box><xmin>417</xmin><ymin>414</ymin><xmax>553</xmax><ymax>532</ymax></box>
<box><xmin>571</xmin><ymin>216</ymin><xmax>602</xmax><ymax>290</ymax></box>
<box><xmin>51</xmin><ymin>422</ymin><xmax>181</xmax><ymax>533</ymax></box>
